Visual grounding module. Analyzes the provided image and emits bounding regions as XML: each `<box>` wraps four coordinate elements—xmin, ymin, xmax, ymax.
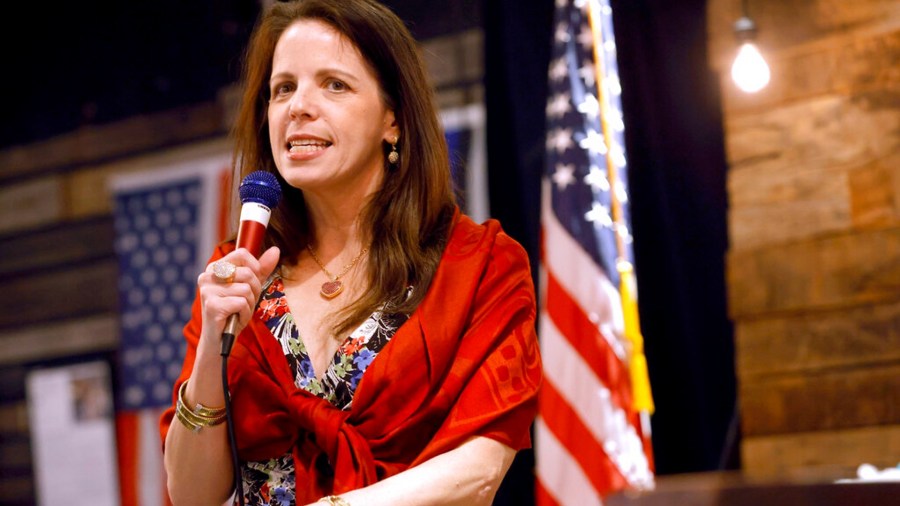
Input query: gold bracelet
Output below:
<box><xmin>174</xmin><ymin>402</ymin><xmax>205</xmax><ymax>433</ymax></box>
<box><xmin>174</xmin><ymin>380</ymin><xmax>226</xmax><ymax>433</ymax></box>
<box><xmin>318</xmin><ymin>496</ymin><xmax>351</xmax><ymax>506</ymax></box>
<box><xmin>180</xmin><ymin>380</ymin><xmax>226</xmax><ymax>416</ymax></box>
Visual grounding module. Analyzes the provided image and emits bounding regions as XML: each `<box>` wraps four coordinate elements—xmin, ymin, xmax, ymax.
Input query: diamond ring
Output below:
<box><xmin>212</xmin><ymin>260</ymin><xmax>237</xmax><ymax>283</ymax></box>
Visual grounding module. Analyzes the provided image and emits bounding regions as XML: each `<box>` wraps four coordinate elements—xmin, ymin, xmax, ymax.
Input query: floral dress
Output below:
<box><xmin>239</xmin><ymin>276</ymin><xmax>409</xmax><ymax>506</ymax></box>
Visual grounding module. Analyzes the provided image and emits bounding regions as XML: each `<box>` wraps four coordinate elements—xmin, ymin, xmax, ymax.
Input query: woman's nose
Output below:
<box><xmin>288</xmin><ymin>85</ymin><xmax>316</xmax><ymax>119</ymax></box>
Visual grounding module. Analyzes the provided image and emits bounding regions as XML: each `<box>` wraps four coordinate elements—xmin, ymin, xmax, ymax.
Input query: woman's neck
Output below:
<box><xmin>303</xmin><ymin>194</ymin><xmax>369</xmax><ymax>259</ymax></box>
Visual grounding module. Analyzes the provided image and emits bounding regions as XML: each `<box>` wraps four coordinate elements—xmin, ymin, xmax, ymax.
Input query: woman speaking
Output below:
<box><xmin>160</xmin><ymin>1</ymin><xmax>542</xmax><ymax>504</ymax></box>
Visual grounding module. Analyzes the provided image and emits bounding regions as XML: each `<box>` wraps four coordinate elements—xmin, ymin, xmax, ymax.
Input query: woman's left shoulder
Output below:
<box><xmin>448</xmin><ymin>214</ymin><xmax>530</xmax><ymax>269</ymax></box>
<box><xmin>449</xmin><ymin>213</ymin><xmax>516</xmax><ymax>246</ymax></box>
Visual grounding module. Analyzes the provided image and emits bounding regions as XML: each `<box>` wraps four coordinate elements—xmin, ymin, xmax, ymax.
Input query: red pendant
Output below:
<box><xmin>320</xmin><ymin>280</ymin><xmax>344</xmax><ymax>298</ymax></box>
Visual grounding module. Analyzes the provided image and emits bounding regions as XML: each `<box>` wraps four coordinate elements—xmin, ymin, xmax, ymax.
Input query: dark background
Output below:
<box><xmin>2</xmin><ymin>1</ymin><xmax>483</xmax><ymax>150</ymax></box>
<box><xmin>3</xmin><ymin>0</ymin><xmax>735</xmax><ymax>500</ymax></box>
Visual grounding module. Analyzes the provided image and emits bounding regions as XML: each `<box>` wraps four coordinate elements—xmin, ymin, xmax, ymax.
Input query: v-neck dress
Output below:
<box><xmin>239</xmin><ymin>276</ymin><xmax>408</xmax><ymax>506</ymax></box>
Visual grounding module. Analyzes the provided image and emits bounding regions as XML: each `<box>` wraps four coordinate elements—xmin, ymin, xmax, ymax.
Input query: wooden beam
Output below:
<box><xmin>0</xmin><ymin>315</ymin><xmax>118</xmax><ymax>366</ymax></box>
<box><xmin>0</xmin><ymin>102</ymin><xmax>225</xmax><ymax>184</ymax></box>
<box><xmin>727</xmin><ymin>225</ymin><xmax>900</xmax><ymax>318</ymax></box>
<box><xmin>0</xmin><ymin>177</ymin><xmax>63</xmax><ymax>236</ymax></box>
<box><xmin>0</xmin><ymin>433</ymin><xmax>33</xmax><ymax>505</ymax></box>
<box><xmin>849</xmin><ymin>153</ymin><xmax>900</xmax><ymax>228</ymax></box>
<box><xmin>736</xmin><ymin>300</ymin><xmax>900</xmax><ymax>379</ymax></box>
<box><xmin>0</xmin><ymin>403</ymin><xmax>27</xmax><ymax>434</ymax></box>
<box><xmin>742</xmin><ymin>424</ymin><xmax>900</xmax><ymax>481</ymax></box>
<box><xmin>725</xmin><ymin>92</ymin><xmax>900</xmax><ymax>175</ymax></box>
<box><xmin>0</xmin><ymin>217</ymin><xmax>114</xmax><ymax>278</ymax></box>
<box><xmin>0</xmin><ymin>260</ymin><xmax>118</xmax><ymax>328</ymax></box>
<box><xmin>724</xmin><ymin>91</ymin><xmax>899</xmax><ymax>249</ymax></box>
<box><xmin>64</xmin><ymin>136</ymin><xmax>232</xmax><ymax>220</ymax></box>
<box><xmin>740</xmin><ymin>363</ymin><xmax>900</xmax><ymax>436</ymax></box>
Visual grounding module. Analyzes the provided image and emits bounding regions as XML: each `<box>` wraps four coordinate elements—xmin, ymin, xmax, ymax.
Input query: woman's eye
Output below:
<box><xmin>272</xmin><ymin>83</ymin><xmax>294</xmax><ymax>97</ymax></box>
<box><xmin>327</xmin><ymin>80</ymin><xmax>347</xmax><ymax>92</ymax></box>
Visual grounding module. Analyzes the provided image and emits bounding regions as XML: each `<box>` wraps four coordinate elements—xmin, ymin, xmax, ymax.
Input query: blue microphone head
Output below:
<box><xmin>239</xmin><ymin>170</ymin><xmax>282</xmax><ymax>208</ymax></box>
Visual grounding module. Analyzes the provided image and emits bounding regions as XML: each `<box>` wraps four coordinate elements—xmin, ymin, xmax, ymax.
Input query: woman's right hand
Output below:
<box><xmin>165</xmin><ymin>245</ymin><xmax>279</xmax><ymax>506</ymax></box>
<box><xmin>196</xmin><ymin>246</ymin><xmax>281</xmax><ymax>357</ymax></box>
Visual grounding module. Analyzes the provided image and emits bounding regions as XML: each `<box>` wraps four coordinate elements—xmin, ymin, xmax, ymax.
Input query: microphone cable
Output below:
<box><xmin>222</xmin><ymin>336</ymin><xmax>245</xmax><ymax>506</ymax></box>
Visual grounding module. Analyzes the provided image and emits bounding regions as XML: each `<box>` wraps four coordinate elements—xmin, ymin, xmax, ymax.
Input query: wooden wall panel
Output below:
<box><xmin>0</xmin><ymin>102</ymin><xmax>225</xmax><ymax>183</ymax></box>
<box><xmin>0</xmin><ymin>431</ymin><xmax>33</xmax><ymax>505</ymax></box>
<box><xmin>849</xmin><ymin>153</ymin><xmax>900</xmax><ymax>228</ymax></box>
<box><xmin>66</xmin><ymin>167</ymin><xmax>116</xmax><ymax>219</ymax></box>
<box><xmin>0</xmin><ymin>435</ymin><xmax>31</xmax><ymax>469</ymax></box>
<box><xmin>66</xmin><ymin>137</ymin><xmax>233</xmax><ymax>220</ymax></box>
<box><xmin>0</xmin><ymin>367</ymin><xmax>31</xmax><ymax>505</ymax></box>
<box><xmin>0</xmin><ymin>316</ymin><xmax>118</xmax><ymax>366</ymax></box>
<box><xmin>740</xmin><ymin>363</ymin><xmax>900</xmax><ymax>436</ymax></box>
<box><xmin>727</xmin><ymin>189</ymin><xmax>850</xmax><ymax>251</ymax></box>
<box><xmin>709</xmin><ymin>0</ymin><xmax>900</xmax><ymax>479</ymax></box>
<box><xmin>0</xmin><ymin>217</ymin><xmax>114</xmax><ymax>278</ymax></box>
<box><xmin>725</xmin><ymin>93</ymin><xmax>900</xmax><ymax>172</ymax></box>
<box><xmin>0</xmin><ymin>260</ymin><xmax>118</xmax><ymax>329</ymax></box>
<box><xmin>717</xmin><ymin>28</ymin><xmax>900</xmax><ymax>114</ymax></box>
<box><xmin>727</xmin><ymin>162</ymin><xmax>848</xmax><ymax>210</ymax></box>
<box><xmin>706</xmin><ymin>0</ymin><xmax>900</xmax><ymax>71</ymax></box>
<box><xmin>724</xmin><ymin>90</ymin><xmax>899</xmax><ymax>249</ymax></box>
<box><xmin>727</xmin><ymin>225</ymin><xmax>900</xmax><ymax>318</ymax></box>
<box><xmin>736</xmin><ymin>300</ymin><xmax>900</xmax><ymax>378</ymax></box>
<box><xmin>0</xmin><ymin>404</ymin><xmax>27</xmax><ymax>434</ymax></box>
<box><xmin>0</xmin><ymin>177</ymin><xmax>63</xmax><ymax>236</ymax></box>
<box><xmin>742</xmin><ymin>424</ymin><xmax>900</xmax><ymax>480</ymax></box>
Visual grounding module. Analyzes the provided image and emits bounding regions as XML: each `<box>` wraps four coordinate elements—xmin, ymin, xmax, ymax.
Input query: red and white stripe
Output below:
<box><xmin>117</xmin><ymin>408</ymin><xmax>170</xmax><ymax>506</ymax></box>
<box><xmin>536</xmin><ymin>183</ymin><xmax>653</xmax><ymax>505</ymax></box>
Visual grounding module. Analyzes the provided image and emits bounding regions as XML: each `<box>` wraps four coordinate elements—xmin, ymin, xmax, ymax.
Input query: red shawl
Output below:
<box><xmin>160</xmin><ymin>213</ymin><xmax>542</xmax><ymax>501</ymax></box>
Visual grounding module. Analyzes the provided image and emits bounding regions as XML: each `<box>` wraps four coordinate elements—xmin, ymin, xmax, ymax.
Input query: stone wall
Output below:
<box><xmin>707</xmin><ymin>0</ymin><xmax>900</xmax><ymax>480</ymax></box>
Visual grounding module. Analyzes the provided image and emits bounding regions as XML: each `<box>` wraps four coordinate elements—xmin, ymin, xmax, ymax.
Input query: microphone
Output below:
<box><xmin>221</xmin><ymin>170</ymin><xmax>282</xmax><ymax>356</ymax></box>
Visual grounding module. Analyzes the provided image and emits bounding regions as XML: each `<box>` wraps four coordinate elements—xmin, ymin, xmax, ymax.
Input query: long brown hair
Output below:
<box><xmin>232</xmin><ymin>0</ymin><xmax>456</xmax><ymax>334</ymax></box>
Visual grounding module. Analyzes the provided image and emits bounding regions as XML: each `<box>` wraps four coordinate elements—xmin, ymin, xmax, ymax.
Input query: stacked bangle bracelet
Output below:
<box><xmin>174</xmin><ymin>380</ymin><xmax>226</xmax><ymax>432</ymax></box>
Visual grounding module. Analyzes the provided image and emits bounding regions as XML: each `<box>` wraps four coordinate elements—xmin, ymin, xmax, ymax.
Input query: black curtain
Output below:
<box><xmin>609</xmin><ymin>0</ymin><xmax>738</xmax><ymax>474</ymax></box>
<box><xmin>484</xmin><ymin>2</ymin><xmax>737</xmax><ymax>501</ymax></box>
<box><xmin>484</xmin><ymin>1</ymin><xmax>554</xmax><ymax>504</ymax></box>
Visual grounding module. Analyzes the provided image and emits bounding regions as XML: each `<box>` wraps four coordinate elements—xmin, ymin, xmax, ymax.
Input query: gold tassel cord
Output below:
<box><xmin>587</xmin><ymin>0</ymin><xmax>654</xmax><ymax>414</ymax></box>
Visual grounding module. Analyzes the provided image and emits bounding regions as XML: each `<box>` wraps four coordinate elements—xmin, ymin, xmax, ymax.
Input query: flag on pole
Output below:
<box><xmin>111</xmin><ymin>155</ymin><xmax>230</xmax><ymax>506</ymax></box>
<box><xmin>535</xmin><ymin>1</ymin><xmax>654</xmax><ymax>504</ymax></box>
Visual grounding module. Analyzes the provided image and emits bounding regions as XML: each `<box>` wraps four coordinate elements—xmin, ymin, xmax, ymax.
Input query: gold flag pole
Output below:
<box><xmin>586</xmin><ymin>0</ymin><xmax>654</xmax><ymax>415</ymax></box>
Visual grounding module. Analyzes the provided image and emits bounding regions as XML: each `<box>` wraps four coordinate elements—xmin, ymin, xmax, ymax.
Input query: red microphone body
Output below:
<box><xmin>235</xmin><ymin>201</ymin><xmax>273</xmax><ymax>257</ymax></box>
<box><xmin>221</xmin><ymin>171</ymin><xmax>282</xmax><ymax>356</ymax></box>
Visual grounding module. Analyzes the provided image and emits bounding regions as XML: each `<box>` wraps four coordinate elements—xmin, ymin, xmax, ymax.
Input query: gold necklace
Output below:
<box><xmin>306</xmin><ymin>244</ymin><xmax>368</xmax><ymax>299</ymax></box>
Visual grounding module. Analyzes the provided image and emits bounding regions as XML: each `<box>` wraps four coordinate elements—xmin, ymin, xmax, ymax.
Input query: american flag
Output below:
<box><xmin>535</xmin><ymin>0</ymin><xmax>655</xmax><ymax>504</ymax></box>
<box><xmin>111</xmin><ymin>157</ymin><xmax>229</xmax><ymax>506</ymax></box>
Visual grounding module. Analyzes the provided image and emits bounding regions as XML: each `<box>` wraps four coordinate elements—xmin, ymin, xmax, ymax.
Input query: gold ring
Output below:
<box><xmin>212</xmin><ymin>260</ymin><xmax>236</xmax><ymax>283</ymax></box>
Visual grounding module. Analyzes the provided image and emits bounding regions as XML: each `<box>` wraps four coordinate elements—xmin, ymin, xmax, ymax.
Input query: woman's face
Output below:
<box><xmin>267</xmin><ymin>19</ymin><xmax>398</xmax><ymax>199</ymax></box>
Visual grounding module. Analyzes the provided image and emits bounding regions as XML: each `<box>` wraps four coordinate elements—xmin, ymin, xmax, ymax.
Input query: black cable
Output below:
<box><xmin>222</xmin><ymin>342</ymin><xmax>245</xmax><ymax>506</ymax></box>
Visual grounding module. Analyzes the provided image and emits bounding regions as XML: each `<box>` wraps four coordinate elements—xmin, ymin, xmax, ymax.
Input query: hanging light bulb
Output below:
<box><xmin>730</xmin><ymin>14</ymin><xmax>770</xmax><ymax>93</ymax></box>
